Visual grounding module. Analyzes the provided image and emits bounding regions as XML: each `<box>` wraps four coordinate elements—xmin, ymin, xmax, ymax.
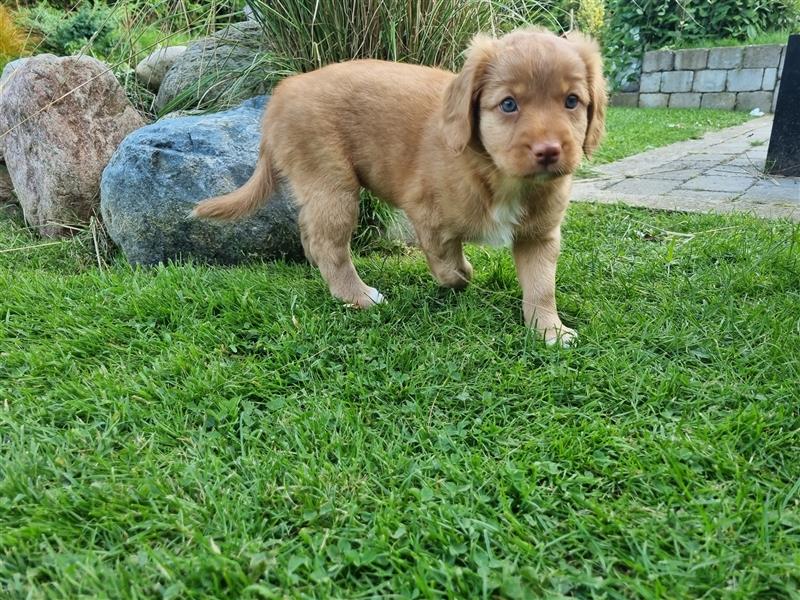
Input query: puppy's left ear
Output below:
<box><xmin>441</xmin><ymin>34</ymin><xmax>496</xmax><ymax>154</ymax></box>
<box><xmin>564</xmin><ymin>31</ymin><xmax>607</xmax><ymax>157</ymax></box>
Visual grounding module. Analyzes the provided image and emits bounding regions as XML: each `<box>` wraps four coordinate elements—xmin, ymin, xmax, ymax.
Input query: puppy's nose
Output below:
<box><xmin>531</xmin><ymin>142</ymin><xmax>561</xmax><ymax>166</ymax></box>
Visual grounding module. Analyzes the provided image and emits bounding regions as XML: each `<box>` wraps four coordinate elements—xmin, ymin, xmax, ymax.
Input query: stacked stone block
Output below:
<box><xmin>617</xmin><ymin>43</ymin><xmax>786</xmax><ymax>112</ymax></box>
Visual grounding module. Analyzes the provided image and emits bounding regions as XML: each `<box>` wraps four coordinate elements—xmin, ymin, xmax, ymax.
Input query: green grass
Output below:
<box><xmin>664</xmin><ymin>30</ymin><xmax>794</xmax><ymax>50</ymax></box>
<box><xmin>1</xmin><ymin>197</ymin><xmax>799</xmax><ymax>597</ymax></box>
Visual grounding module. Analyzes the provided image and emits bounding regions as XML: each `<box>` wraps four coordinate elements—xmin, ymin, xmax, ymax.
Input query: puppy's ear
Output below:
<box><xmin>564</xmin><ymin>30</ymin><xmax>607</xmax><ymax>157</ymax></box>
<box><xmin>441</xmin><ymin>34</ymin><xmax>496</xmax><ymax>154</ymax></box>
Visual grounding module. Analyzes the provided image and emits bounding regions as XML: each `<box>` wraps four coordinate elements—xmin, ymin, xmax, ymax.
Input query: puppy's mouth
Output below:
<box><xmin>522</xmin><ymin>163</ymin><xmax>572</xmax><ymax>180</ymax></box>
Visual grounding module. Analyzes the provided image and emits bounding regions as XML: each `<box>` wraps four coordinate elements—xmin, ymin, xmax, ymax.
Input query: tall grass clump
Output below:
<box><xmin>246</xmin><ymin>0</ymin><xmax>565</xmax><ymax>73</ymax></box>
<box><xmin>0</xmin><ymin>5</ymin><xmax>28</xmax><ymax>70</ymax></box>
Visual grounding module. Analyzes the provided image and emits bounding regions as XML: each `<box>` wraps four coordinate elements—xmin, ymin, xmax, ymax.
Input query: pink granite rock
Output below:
<box><xmin>0</xmin><ymin>54</ymin><xmax>145</xmax><ymax>237</ymax></box>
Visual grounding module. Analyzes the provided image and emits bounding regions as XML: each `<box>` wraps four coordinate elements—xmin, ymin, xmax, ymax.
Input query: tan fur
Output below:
<box><xmin>193</xmin><ymin>28</ymin><xmax>607</xmax><ymax>345</ymax></box>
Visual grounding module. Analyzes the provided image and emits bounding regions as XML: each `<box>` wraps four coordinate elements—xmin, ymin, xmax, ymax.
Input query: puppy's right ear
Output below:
<box><xmin>441</xmin><ymin>34</ymin><xmax>496</xmax><ymax>154</ymax></box>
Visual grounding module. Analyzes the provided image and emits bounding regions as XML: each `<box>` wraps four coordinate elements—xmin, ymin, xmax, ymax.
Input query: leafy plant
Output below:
<box><xmin>18</xmin><ymin>2</ymin><xmax>118</xmax><ymax>57</ymax></box>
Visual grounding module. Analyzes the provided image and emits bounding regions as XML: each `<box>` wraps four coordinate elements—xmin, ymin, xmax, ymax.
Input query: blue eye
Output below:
<box><xmin>500</xmin><ymin>97</ymin><xmax>518</xmax><ymax>113</ymax></box>
<box><xmin>565</xmin><ymin>94</ymin><xmax>580</xmax><ymax>109</ymax></box>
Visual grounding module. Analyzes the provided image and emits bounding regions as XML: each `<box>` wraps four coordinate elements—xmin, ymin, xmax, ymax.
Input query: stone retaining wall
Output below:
<box><xmin>614</xmin><ymin>44</ymin><xmax>786</xmax><ymax>112</ymax></box>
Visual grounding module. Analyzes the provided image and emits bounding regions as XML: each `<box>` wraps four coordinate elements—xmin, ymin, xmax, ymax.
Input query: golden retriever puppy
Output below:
<box><xmin>193</xmin><ymin>28</ymin><xmax>606</xmax><ymax>345</ymax></box>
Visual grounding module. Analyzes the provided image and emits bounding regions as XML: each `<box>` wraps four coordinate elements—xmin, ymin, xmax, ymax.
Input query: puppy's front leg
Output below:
<box><xmin>512</xmin><ymin>230</ymin><xmax>576</xmax><ymax>346</ymax></box>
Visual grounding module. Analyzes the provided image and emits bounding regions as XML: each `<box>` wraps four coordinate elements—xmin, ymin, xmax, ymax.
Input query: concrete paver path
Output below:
<box><xmin>572</xmin><ymin>116</ymin><xmax>800</xmax><ymax>221</ymax></box>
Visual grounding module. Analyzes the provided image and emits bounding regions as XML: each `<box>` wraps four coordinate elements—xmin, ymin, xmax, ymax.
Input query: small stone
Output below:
<box><xmin>135</xmin><ymin>46</ymin><xmax>187</xmax><ymax>92</ymax></box>
<box><xmin>155</xmin><ymin>22</ymin><xmax>270</xmax><ymax>112</ymax></box>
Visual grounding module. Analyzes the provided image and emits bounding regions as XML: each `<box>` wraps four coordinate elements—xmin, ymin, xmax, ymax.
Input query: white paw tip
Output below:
<box><xmin>545</xmin><ymin>329</ymin><xmax>577</xmax><ymax>347</ymax></box>
<box><xmin>367</xmin><ymin>288</ymin><xmax>385</xmax><ymax>305</ymax></box>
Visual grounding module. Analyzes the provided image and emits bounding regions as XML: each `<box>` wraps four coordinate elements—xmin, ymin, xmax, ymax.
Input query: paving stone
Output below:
<box><xmin>762</xmin><ymin>68</ymin><xmax>778</xmax><ymax>90</ymax></box>
<box><xmin>738</xmin><ymin>178</ymin><xmax>800</xmax><ymax>202</ymax></box>
<box><xmin>736</xmin><ymin>91</ymin><xmax>773</xmax><ymax>112</ymax></box>
<box><xmin>727</xmin><ymin>68</ymin><xmax>765</xmax><ymax>92</ymax></box>
<box><xmin>701</xmin><ymin>92</ymin><xmax>736</xmax><ymax>110</ymax></box>
<box><xmin>642</xmin><ymin>50</ymin><xmax>674</xmax><ymax>72</ymax></box>
<box><xmin>669</xmin><ymin>92</ymin><xmax>701</xmax><ymax>108</ymax></box>
<box><xmin>680</xmin><ymin>175</ymin><xmax>756</xmax><ymax>193</ymax></box>
<box><xmin>661</xmin><ymin>70</ymin><xmax>694</xmax><ymax>92</ymax></box>
<box><xmin>639</xmin><ymin>93</ymin><xmax>669</xmax><ymax>108</ymax></box>
<box><xmin>693</xmin><ymin>70</ymin><xmax>727</xmax><ymax>92</ymax></box>
<box><xmin>704</xmin><ymin>165</ymin><xmax>760</xmax><ymax>177</ymax></box>
<box><xmin>708</xmin><ymin>47</ymin><xmax>743</xmax><ymax>69</ymax></box>
<box><xmin>640</xmin><ymin>168</ymin><xmax>703</xmax><ymax>181</ymax></box>
<box><xmin>571</xmin><ymin>115</ymin><xmax>798</xmax><ymax>222</ymax></box>
<box><xmin>610</xmin><ymin>92</ymin><xmax>639</xmax><ymax>107</ymax></box>
<box><xmin>674</xmin><ymin>49</ymin><xmax>709</xmax><ymax>70</ymax></box>
<box><xmin>608</xmin><ymin>178</ymin><xmax>680</xmax><ymax>195</ymax></box>
<box><xmin>639</xmin><ymin>72</ymin><xmax>662</xmax><ymax>93</ymax></box>
<box><xmin>743</xmin><ymin>44</ymin><xmax>783</xmax><ymax>68</ymax></box>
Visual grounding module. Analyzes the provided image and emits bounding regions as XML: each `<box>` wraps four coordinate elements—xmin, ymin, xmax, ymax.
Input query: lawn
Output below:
<box><xmin>2</xmin><ymin>107</ymin><xmax>799</xmax><ymax>598</ymax></box>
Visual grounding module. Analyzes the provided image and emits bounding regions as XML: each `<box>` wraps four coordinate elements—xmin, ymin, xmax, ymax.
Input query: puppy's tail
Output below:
<box><xmin>192</xmin><ymin>144</ymin><xmax>275</xmax><ymax>221</ymax></box>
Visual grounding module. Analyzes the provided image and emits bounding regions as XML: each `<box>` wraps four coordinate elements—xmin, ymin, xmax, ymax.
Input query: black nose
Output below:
<box><xmin>532</xmin><ymin>142</ymin><xmax>562</xmax><ymax>166</ymax></box>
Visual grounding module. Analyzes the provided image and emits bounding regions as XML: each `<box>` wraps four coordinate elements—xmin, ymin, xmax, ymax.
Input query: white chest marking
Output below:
<box><xmin>478</xmin><ymin>182</ymin><xmax>527</xmax><ymax>247</ymax></box>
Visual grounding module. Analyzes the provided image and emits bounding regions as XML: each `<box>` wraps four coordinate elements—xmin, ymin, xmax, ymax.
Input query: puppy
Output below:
<box><xmin>193</xmin><ymin>28</ymin><xmax>606</xmax><ymax>345</ymax></box>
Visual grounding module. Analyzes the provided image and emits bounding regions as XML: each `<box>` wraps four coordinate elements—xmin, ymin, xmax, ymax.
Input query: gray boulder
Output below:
<box><xmin>135</xmin><ymin>46</ymin><xmax>187</xmax><ymax>91</ymax></box>
<box><xmin>100</xmin><ymin>95</ymin><xmax>302</xmax><ymax>266</ymax></box>
<box><xmin>154</xmin><ymin>21</ymin><xmax>270</xmax><ymax>113</ymax></box>
<box><xmin>0</xmin><ymin>54</ymin><xmax>145</xmax><ymax>238</ymax></box>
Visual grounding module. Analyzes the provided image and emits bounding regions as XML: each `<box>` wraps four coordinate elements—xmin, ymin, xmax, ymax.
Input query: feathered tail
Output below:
<box><xmin>192</xmin><ymin>144</ymin><xmax>275</xmax><ymax>221</ymax></box>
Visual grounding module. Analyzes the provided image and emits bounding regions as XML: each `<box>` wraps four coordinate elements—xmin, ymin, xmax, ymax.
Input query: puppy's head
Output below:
<box><xmin>441</xmin><ymin>28</ymin><xmax>607</xmax><ymax>179</ymax></box>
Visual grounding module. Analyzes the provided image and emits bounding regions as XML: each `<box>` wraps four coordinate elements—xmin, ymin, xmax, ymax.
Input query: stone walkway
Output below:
<box><xmin>572</xmin><ymin>116</ymin><xmax>800</xmax><ymax>221</ymax></box>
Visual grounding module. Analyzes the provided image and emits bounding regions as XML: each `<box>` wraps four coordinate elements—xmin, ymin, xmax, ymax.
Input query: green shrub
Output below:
<box><xmin>18</xmin><ymin>2</ymin><xmax>118</xmax><ymax>57</ymax></box>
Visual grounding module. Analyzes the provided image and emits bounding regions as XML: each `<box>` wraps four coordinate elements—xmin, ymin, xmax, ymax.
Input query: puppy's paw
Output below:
<box><xmin>344</xmin><ymin>287</ymin><xmax>386</xmax><ymax>309</ymax></box>
<box><xmin>366</xmin><ymin>288</ymin><xmax>386</xmax><ymax>305</ymax></box>
<box><xmin>542</xmin><ymin>324</ymin><xmax>577</xmax><ymax>347</ymax></box>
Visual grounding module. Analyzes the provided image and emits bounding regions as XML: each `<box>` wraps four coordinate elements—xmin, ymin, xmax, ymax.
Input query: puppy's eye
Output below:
<box><xmin>565</xmin><ymin>94</ymin><xmax>580</xmax><ymax>109</ymax></box>
<box><xmin>499</xmin><ymin>97</ymin><xmax>518</xmax><ymax>113</ymax></box>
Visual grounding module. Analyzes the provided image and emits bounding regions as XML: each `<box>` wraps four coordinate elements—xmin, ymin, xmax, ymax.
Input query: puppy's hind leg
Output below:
<box><xmin>295</xmin><ymin>184</ymin><xmax>385</xmax><ymax>308</ymax></box>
